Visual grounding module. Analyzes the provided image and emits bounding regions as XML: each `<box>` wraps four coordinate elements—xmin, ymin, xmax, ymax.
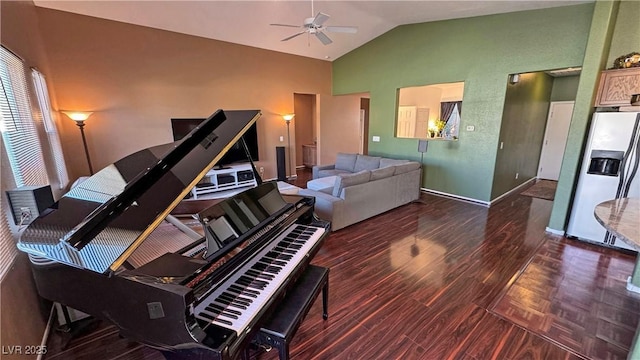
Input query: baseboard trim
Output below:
<box><xmin>421</xmin><ymin>177</ymin><xmax>538</xmax><ymax>208</ymax></box>
<box><xmin>489</xmin><ymin>177</ymin><xmax>537</xmax><ymax>206</ymax></box>
<box><xmin>421</xmin><ymin>188</ymin><xmax>490</xmax><ymax>207</ymax></box>
<box><xmin>545</xmin><ymin>227</ymin><xmax>565</xmax><ymax>236</ymax></box>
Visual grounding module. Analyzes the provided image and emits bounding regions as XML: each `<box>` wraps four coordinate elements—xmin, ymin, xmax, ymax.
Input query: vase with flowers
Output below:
<box><xmin>435</xmin><ymin>119</ymin><xmax>447</xmax><ymax>138</ymax></box>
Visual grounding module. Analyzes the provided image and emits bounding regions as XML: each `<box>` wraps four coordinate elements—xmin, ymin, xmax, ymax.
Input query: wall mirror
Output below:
<box><xmin>396</xmin><ymin>81</ymin><xmax>464</xmax><ymax>140</ymax></box>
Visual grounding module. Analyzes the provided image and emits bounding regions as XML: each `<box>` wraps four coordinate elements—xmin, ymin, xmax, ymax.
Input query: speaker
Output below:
<box><xmin>6</xmin><ymin>185</ymin><xmax>54</xmax><ymax>225</ymax></box>
<box><xmin>276</xmin><ymin>146</ymin><xmax>286</xmax><ymax>181</ymax></box>
<box><xmin>418</xmin><ymin>139</ymin><xmax>429</xmax><ymax>153</ymax></box>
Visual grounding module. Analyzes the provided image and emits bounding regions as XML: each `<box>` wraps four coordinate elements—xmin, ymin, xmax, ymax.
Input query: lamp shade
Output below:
<box><xmin>282</xmin><ymin>114</ymin><xmax>295</xmax><ymax>122</ymax></box>
<box><xmin>62</xmin><ymin>111</ymin><xmax>93</xmax><ymax>122</ymax></box>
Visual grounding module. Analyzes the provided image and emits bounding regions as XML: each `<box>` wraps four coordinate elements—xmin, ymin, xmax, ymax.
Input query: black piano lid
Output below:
<box><xmin>17</xmin><ymin>109</ymin><xmax>261</xmax><ymax>274</ymax></box>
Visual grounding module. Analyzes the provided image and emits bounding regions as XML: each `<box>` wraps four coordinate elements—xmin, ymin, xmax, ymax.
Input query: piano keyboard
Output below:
<box><xmin>194</xmin><ymin>223</ymin><xmax>325</xmax><ymax>334</ymax></box>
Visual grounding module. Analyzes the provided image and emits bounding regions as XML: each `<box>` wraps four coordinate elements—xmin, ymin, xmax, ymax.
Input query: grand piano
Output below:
<box><xmin>16</xmin><ymin>109</ymin><xmax>330</xmax><ymax>359</ymax></box>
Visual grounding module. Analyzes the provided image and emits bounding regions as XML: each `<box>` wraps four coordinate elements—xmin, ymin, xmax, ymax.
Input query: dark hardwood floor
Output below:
<box><xmin>44</xmin><ymin>171</ymin><xmax>640</xmax><ymax>360</ymax></box>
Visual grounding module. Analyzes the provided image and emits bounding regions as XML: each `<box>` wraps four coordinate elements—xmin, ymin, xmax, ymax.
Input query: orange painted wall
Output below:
<box><xmin>34</xmin><ymin>7</ymin><xmax>332</xmax><ymax>182</ymax></box>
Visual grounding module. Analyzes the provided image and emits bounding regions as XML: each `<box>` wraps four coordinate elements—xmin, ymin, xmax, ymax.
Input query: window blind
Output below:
<box><xmin>0</xmin><ymin>136</ymin><xmax>17</xmax><ymax>281</ymax></box>
<box><xmin>32</xmin><ymin>69</ymin><xmax>69</xmax><ymax>189</ymax></box>
<box><xmin>0</xmin><ymin>46</ymin><xmax>48</xmax><ymax>187</ymax></box>
<box><xmin>0</xmin><ymin>46</ymin><xmax>48</xmax><ymax>280</ymax></box>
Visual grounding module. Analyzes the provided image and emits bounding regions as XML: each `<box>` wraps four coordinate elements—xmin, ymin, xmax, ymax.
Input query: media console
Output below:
<box><xmin>191</xmin><ymin>163</ymin><xmax>257</xmax><ymax>199</ymax></box>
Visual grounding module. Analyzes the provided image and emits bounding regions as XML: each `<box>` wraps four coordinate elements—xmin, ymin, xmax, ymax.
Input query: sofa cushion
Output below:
<box><xmin>333</xmin><ymin>170</ymin><xmax>370</xmax><ymax>197</ymax></box>
<box><xmin>317</xmin><ymin>169</ymin><xmax>351</xmax><ymax>178</ymax></box>
<box><xmin>354</xmin><ymin>155</ymin><xmax>381</xmax><ymax>172</ymax></box>
<box><xmin>379</xmin><ymin>158</ymin><xmax>409</xmax><ymax>168</ymax></box>
<box><xmin>394</xmin><ymin>162</ymin><xmax>421</xmax><ymax>175</ymax></box>
<box><xmin>334</xmin><ymin>153</ymin><xmax>357</xmax><ymax>172</ymax></box>
<box><xmin>306</xmin><ymin>175</ymin><xmax>337</xmax><ymax>194</ymax></box>
<box><xmin>370</xmin><ymin>166</ymin><xmax>395</xmax><ymax>181</ymax></box>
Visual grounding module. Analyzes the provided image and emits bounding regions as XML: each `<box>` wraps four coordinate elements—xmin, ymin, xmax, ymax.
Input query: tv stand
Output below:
<box><xmin>191</xmin><ymin>163</ymin><xmax>257</xmax><ymax>199</ymax></box>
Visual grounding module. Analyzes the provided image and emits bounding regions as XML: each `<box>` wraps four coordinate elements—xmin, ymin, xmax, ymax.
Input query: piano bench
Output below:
<box><xmin>251</xmin><ymin>265</ymin><xmax>329</xmax><ymax>360</ymax></box>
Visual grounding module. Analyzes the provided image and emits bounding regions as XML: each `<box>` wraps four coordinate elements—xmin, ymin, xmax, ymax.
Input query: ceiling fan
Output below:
<box><xmin>270</xmin><ymin>0</ymin><xmax>358</xmax><ymax>45</ymax></box>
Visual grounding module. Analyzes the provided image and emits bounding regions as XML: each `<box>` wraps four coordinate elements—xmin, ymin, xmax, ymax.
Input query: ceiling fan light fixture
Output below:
<box><xmin>270</xmin><ymin>1</ymin><xmax>356</xmax><ymax>46</ymax></box>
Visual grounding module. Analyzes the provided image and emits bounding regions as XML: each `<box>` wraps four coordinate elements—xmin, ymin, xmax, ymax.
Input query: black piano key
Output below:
<box><xmin>262</xmin><ymin>257</ymin><xmax>288</xmax><ymax>267</ymax></box>
<box><xmin>227</xmin><ymin>286</ymin><xmax>258</xmax><ymax>299</ymax></box>
<box><xmin>204</xmin><ymin>305</ymin><xmax>239</xmax><ymax>320</ymax></box>
<box><xmin>246</xmin><ymin>269</ymin><xmax>274</xmax><ymax>281</ymax></box>
<box><xmin>237</xmin><ymin>277</ymin><xmax>265</xmax><ymax>290</ymax></box>
<box><xmin>221</xmin><ymin>292</ymin><xmax>252</xmax><ymax>306</ymax></box>
<box><xmin>207</xmin><ymin>303</ymin><xmax>242</xmax><ymax>316</ymax></box>
<box><xmin>274</xmin><ymin>246</ymin><xmax>296</xmax><ymax>255</ymax></box>
<box><xmin>199</xmin><ymin>312</ymin><xmax>216</xmax><ymax>321</ymax></box>
<box><xmin>229</xmin><ymin>284</ymin><xmax>259</xmax><ymax>297</ymax></box>
<box><xmin>213</xmin><ymin>317</ymin><xmax>233</xmax><ymax>326</ymax></box>
<box><xmin>214</xmin><ymin>298</ymin><xmax>247</xmax><ymax>310</ymax></box>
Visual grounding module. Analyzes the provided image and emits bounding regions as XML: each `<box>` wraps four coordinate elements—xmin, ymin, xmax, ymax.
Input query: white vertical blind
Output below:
<box><xmin>0</xmin><ymin>46</ymin><xmax>49</xmax><ymax>280</ymax></box>
<box><xmin>32</xmin><ymin>69</ymin><xmax>69</xmax><ymax>189</ymax></box>
<box><xmin>0</xmin><ymin>46</ymin><xmax>48</xmax><ymax>187</ymax></box>
<box><xmin>0</xmin><ymin>135</ymin><xmax>18</xmax><ymax>281</ymax></box>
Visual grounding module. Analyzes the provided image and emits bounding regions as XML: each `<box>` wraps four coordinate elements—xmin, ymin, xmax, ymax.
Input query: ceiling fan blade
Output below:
<box><xmin>281</xmin><ymin>31</ymin><xmax>307</xmax><ymax>42</ymax></box>
<box><xmin>325</xmin><ymin>26</ymin><xmax>358</xmax><ymax>34</ymax></box>
<box><xmin>311</xmin><ymin>12</ymin><xmax>330</xmax><ymax>27</ymax></box>
<box><xmin>270</xmin><ymin>23</ymin><xmax>300</xmax><ymax>28</ymax></box>
<box><xmin>315</xmin><ymin>31</ymin><xmax>333</xmax><ymax>45</ymax></box>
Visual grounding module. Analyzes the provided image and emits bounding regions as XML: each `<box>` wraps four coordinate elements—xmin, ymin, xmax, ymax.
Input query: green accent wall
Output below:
<box><xmin>491</xmin><ymin>72</ymin><xmax>553</xmax><ymax>199</ymax></box>
<box><xmin>607</xmin><ymin>0</ymin><xmax>640</xmax><ymax>67</ymax></box>
<box><xmin>333</xmin><ymin>4</ymin><xmax>594</xmax><ymax>202</ymax></box>
<box><xmin>550</xmin><ymin>76</ymin><xmax>580</xmax><ymax>102</ymax></box>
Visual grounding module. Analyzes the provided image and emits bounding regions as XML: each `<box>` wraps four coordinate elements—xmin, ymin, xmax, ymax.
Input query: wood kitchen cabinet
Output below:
<box><xmin>302</xmin><ymin>144</ymin><xmax>317</xmax><ymax>168</ymax></box>
<box><xmin>594</xmin><ymin>68</ymin><xmax>640</xmax><ymax>107</ymax></box>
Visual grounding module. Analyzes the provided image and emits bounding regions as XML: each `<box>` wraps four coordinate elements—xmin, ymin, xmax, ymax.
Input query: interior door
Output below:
<box><xmin>537</xmin><ymin>101</ymin><xmax>574</xmax><ymax>180</ymax></box>
<box><xmin>397</xmin><ymin>106</ymin><xmax>416</xmax><ymax>138</ymax></box>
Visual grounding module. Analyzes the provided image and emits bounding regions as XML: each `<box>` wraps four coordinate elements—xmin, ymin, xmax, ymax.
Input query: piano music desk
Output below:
<box><xmin>249</xmin><ymin>265</ymin><xmax>329</xmax><ymax>360</ymax></box>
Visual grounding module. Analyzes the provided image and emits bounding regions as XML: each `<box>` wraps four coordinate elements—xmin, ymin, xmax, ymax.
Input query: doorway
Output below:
<box><xmin>360</xmin><ymin>98</ymin><xmax>370</xmax><ymax>154</ymax></box>
<box><xmin>537</xmin><ymin>101</ymin><xmax>574</xmax><ymax>180</ymax></box>
<box><xmin>294</xmin><ymin>93</ymin><xmax>316</xmax><ymax>170</ymax></box>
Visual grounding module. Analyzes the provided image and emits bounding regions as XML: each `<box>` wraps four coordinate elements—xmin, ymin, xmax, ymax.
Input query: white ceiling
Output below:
<box><xmin>33</xmin><ymin>0</ymin><xmax>590</xmax><ymax>61</ymax></box>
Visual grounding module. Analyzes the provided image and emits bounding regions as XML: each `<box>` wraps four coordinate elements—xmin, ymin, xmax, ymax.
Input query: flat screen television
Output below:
<box><xmin>171</xmin><ymin>118</ymin><xmax>259</xmax><ymax>168</ymax></box>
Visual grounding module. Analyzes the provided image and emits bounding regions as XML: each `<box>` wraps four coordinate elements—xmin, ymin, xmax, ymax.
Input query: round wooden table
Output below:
<box><xmin>594</xmin><ymin>198</ymin><xmax>640</xmax><ymax>291</ymax></box>
<box><xmin>596</xmin><ymin>199</ymin><xmax>640</xmax><ymax>360</ymax></box>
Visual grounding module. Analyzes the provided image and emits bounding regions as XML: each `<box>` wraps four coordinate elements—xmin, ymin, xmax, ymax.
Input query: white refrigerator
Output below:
<box><xmin>567</xmin><ymin>111</ymin><xmax>640</xmax><ymax>251</ymax></box>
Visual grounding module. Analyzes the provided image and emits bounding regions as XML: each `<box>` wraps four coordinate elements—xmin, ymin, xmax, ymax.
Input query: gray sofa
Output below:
<box><xmin>300</xmin><ymin>153</ymin><xmax>421</xmax><ymax>231</ymax></box>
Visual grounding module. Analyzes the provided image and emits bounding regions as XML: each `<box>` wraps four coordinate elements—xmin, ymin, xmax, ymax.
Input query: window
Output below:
<box><xmin>0</xmin><ymin>46</ymin><xmax>48</xmax><ymax>187</ymax></box>
<box><xmin>0</xmin><ymin>136</ymin><xmax>17</xmax><ymax>280</ymax></box>
<box><xmin>32</xmin><ymin>69</ymin><xmax>69</xmax><ymax>189</ymax></box>
<box><xmin>0</xmin><ymin>46</ymin><xmax>48</xmax><ymax>279</ymax></box>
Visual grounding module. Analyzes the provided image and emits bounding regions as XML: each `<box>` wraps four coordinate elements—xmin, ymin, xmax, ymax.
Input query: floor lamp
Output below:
<box><xmin>62</xmin><ymin>111</ymin><xmax>94</xmax><ymax>175</ymax></box>
<box><xmin>283</xmin><ymin>114</ymin><xmax>295</xmax><ymax>179</ymax></box>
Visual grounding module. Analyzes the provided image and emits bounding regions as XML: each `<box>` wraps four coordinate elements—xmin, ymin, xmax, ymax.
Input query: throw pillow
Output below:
<box><xmin>332</xmin><ymin>170</ymin><xmax>371</xmax><ymax>197</ymax></box>
<box><xmin>394</xmin><ymin>162</ymin><xmax>420</xmax><ymax>175</ymax></box>
<box><xmin>354</xmin><ymin>155</ymin><xmax>381</xmax><ymax>172</ymax></box>
<box><xmin>379</xmin><ymin>158</ymin><xmax>409</xmax><ymax>168</ymax></box>
<box><xmin>370</xmin><ymin>166</ymin><xmax>395</xmax><ymax>181</ymax></box>
<box><xmin>334</xmin><ymin>153</ymin><xmax>357</xmax><ymax>172</ymax></box>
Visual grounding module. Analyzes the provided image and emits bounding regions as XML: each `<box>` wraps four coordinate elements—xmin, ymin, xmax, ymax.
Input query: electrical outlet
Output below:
<box><xmin>500</xmin><ymin>142</ymin><xmax>504</xmax><ymax>150</ymax></box>
<box><xmin>259</xmin><ymin>166</ymin><xmax>265</xmax><ymax>178</ymax></box>
<box><xmin>279</xmin><ymin>136</ymin><xmax>284</xmax><ymax>142</ymax></box>
<box><xmin>515</xmin><ymin>173</ymin><xmax>519</xmax><ymax>179</ymax></box>
<box><xmin>466</xmin><ymin>125</ymin><xmax>475</xmax><ymax>131</ymax></box>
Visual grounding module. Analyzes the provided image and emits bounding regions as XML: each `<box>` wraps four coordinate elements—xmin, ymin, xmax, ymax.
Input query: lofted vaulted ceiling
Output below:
<box><xmin>34</xmin><ymin>1</ymin><xmax>591</xmax><ymax>61</ymax></box>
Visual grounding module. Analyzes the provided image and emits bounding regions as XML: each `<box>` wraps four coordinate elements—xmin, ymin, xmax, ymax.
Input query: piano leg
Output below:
<box><xmin>322</xmin><ymin>279</ymin><xmax>329</xmax><ymax>320</ymax></box>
